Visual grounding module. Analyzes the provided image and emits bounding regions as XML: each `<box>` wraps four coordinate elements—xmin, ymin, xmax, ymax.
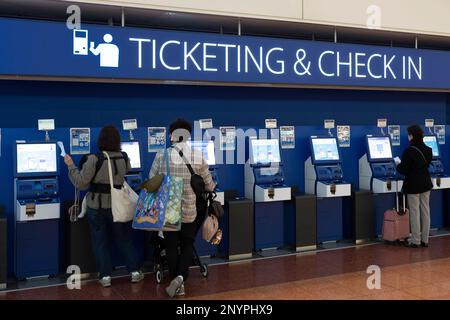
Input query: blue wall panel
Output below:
<box><xmin>0</xmin><ymin>79</ymin><xmax>449</xmax><ymax>275</ymax></box>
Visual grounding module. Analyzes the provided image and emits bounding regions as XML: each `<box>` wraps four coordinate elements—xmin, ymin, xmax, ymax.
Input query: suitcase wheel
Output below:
<box><xmin>156</xmin><ymin>269</ymin><xmax>163</xmax><ymax>284</ymax></box>
<box><xmin>200</xmin><ymin>264</ymin><xmax>208</xmax><ymax>278</ymax></box>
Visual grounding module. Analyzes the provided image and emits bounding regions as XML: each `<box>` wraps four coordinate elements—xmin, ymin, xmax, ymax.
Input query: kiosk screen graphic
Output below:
<box><xmin>16</xmin><ymin>143</ymin><xmax>57</xmax><ymax>174</ymax></box>
<box><xmin>367</xmin><ymin>136</ymin><xmax>393</xmax><ymax>160</ymax></box>
<box><xmin>311</xmin><ymin>138</ymin><xmax>340</xmax><ymax>162</ymax></box>
<box><xmin>423</xmin><ymin>136</ymin><xmax>439</xmax><ymax>158</ymax></box>
<box><xmin>188</xmin><ymin>141</ymin><xmax>216</xmax><ymax>166</ymax></box>
<box><xmin>121</xmin><ymin>141</ymin><xmax>142</xmax><ymax>169</ymax></box>
<box><xmin>251</xmin><ymin>139</ymin><xmax>281</xmax><ymax>164</ymax></box>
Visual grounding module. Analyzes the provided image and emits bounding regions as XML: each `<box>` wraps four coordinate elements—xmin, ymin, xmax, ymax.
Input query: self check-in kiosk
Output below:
<box><xmin>14</xmin><ymin>142</ymin><xmax>60</xmax><ymax>279</ymax></box>
<box><xmin>423</xmin><ymin>135</ymin><xmax>450</xmax><ymax>228</ymax></box>
<box><xmin>245</xmin><ymin>139</ymin><xmax>291</xmax><ymax>250</ymax></box>
<box><xmin>305</xmin><ymin>136</ymin><xmax>351</xmax><ymax>243</ymax></box>
<box><xmin>305</xmin><ymin>136</ymin><xmax>351</xmax><ymax>197</ymax></box>
<box><xmin>359</xmin><ymin>136</ymin><xmax>402</xmax><ymax>193</ymax></box>
<box><xmin>359</xmin><ymin>135</ymin><xmax>403</xmax><ymax>236</ymax></box>
<box><xmin>121</xmin><ymin>140</ymin><xmax>143</xmax><ymax>191</ymax></box>
<box><xmin>423</xmin><ymin>135</ymin><xmax>450</xmax><ymax>189</ymax></box>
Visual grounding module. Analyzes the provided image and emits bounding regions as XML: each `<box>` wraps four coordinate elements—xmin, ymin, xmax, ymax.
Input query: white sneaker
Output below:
<box><xmin>165</xmin><ymin>276</ymin><xmax>183</xmax><ymax>298</ymax></box>
<box><xmin>131</xmin><ymin>271</ymin><xmax>144</xmax><ymax>283</ymax></box>
<box><xmin>99</xmin><ymin>276</ymin><xmax>111</xmax><ymax>287</ymax></box>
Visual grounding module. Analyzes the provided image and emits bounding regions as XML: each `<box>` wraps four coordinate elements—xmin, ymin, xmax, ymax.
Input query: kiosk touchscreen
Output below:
<box><xmin>359</xmin><ymin>135</ymin><xmax>402</xmax><ymax>193</ymax></box>
<box><xmin>15</xmin><ymin>143</ymin><xmax>58</xmax><ymax>176</ymax></box>
<box><xmin>305</xmin><ymin>137</ymin><xmax>351</xmax><ymax>197</ymax></box>
<box><xmin>423</xmin><ymin>135</ymin><xmax>450</xmax><ymax>189</ymax></box>
<box><xmin>121</xmin><ymin>141</ymin><xmax>142</xmax><ymax>170</ymax></box>
<box><xmin>14</xmin><ymin>142</ymin><xmax>60</xmax><ymax>279</ymax></box>
<box><xmin>367</xmin><ymin>136</ymin><xmax>393</xmax><ymax>162</ymax></box>
<box><xmin>250</xmin><ymin>139</ymin><xmax>281</xmax><ymax>165</ymax></box>
<box><xmin>311</xmin><ymin>137</ymin><xmax>340</xmax><ymax>163</ymax></box>
<box><xmin>245</xmin><ymin>139</ymin><xmax>291</xmax><ymax>202</ymax></box>
<box><xmin>188</xmin><ymin>140</ymin><xmax>224</xmax><ymax>205</ymax></box>
<box><xmin>423</xmin><ymin>135</ymin><xmax>439</xmax><ymax>159</ymax></box>
<box><xmin>121</xmin><ymin>141</ymin><xmax>143</xmax><ymax>191</ymax></box>
<box><xmin>188</xmin><ymin>140</ymin><xmax>216</xmax><ymax>166</ymax></box>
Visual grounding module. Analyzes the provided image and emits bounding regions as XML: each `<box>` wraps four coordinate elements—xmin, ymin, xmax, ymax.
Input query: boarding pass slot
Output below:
<box><xmin>26</xmin><ymin>203</ymin><xmax>36</xmax><ymax>217</ymax></box>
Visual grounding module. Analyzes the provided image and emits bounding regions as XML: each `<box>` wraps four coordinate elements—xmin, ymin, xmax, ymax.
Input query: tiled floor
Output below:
<box><xmin>2</xmin><ymin>235</ymin><xmax>450</xmax><ymax>300</ymax></box>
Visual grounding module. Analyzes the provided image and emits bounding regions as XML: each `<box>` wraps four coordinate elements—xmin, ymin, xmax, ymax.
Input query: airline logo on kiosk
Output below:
<box><xmin>3</xmin><ymin>18</ymin><xmax>450</xmax><ymax>89</ymax></box>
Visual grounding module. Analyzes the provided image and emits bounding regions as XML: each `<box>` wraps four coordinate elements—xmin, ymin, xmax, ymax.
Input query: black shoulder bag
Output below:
<box><xmin>172</xmin><ymin>146</ymin><xmax>206</xmax><ymax>197</ymax></box>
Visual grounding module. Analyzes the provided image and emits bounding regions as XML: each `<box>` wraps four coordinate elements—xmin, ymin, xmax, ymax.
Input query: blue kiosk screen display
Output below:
<box><xmin>15</xmin><ymin>143</ymin><xmax>58</xmax><ymax>176</ymax></box>
<box><xmin>121</xmin><ymin>141</ymin><xmax>142</xmax><ymax>169</ymax></box>
<box><xmin>251</xmin><ymin>139</ymin><xmax>281</xmax><ymax>165</ymax></box>
<box><xmin>423</xmin><ymin>135</ymin><xmax>440</xmax><ymax>158</ymax></box>
<box><xmin>311</xmin><ymin>138</ymin><xmax>340</xmax><ymax>163</ymax></box>
<box><xmin>367</xmin><ymin>136</ymin><xmax>393</xmax><ymax>161</ymax></box>
<box><xmin>188</xmin><ymin>141</ymin><xmax>216</xmax><ymax>166</ymax></box>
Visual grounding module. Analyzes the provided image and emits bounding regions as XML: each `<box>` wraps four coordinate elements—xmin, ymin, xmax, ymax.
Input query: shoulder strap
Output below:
<box><xmin>103</xmin><ymin>151</ymin><xmax>115</xmax><ymax>189</ymax></box>
<box><xmin>172</xmin><ymin>145</ymin><xmax>195</xmax><ymax>176</ymax></box>
<box><xmin>159</xmin><ymin>149</ymin><xmax>170</xmax><ymax>176</ymax></box>
<box><xmin>120</xmin><ymin>151</ymin><xmax>129</xmax><ymax>164</ymax></box>
<box><xmin>91</xmin><ymin>153</ymin><xmax>105</xmax><ymax>182</ymax></box>
<box><xmin>410</xmin><ymin>146</ymin><xmax>428</xmax><ymax>165</ymax></box>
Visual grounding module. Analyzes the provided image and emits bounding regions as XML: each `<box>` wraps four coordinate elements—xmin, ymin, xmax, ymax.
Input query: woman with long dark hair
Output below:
<box><xmin>64</xmin><ymin>125</ymin><xmax>144</xmax><ymax>287</ymax></box>
<box><xmin>396</xmin><ymin>124</ymin><xmax>433</xmax><ymax>248</ymax></box>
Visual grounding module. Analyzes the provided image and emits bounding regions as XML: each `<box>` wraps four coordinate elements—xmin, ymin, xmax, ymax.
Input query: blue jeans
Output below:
<box><xmin>87</xmin><ymin>208</ymin><xmax>140</xmax><ymax>278</ymax></box>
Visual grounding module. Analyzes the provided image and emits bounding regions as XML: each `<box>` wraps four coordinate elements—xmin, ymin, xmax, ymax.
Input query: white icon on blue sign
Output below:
<box><xmin>73</xmin><ymin>30</ymin><xmax>119</xmax><ymax>68</ymax></box>
<box><xmin>73</xmin><ymin>30</ymin><xmax>88</xmax><ymax>55</ymax></box>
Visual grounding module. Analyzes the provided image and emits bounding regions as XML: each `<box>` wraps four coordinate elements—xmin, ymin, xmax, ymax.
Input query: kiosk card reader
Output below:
<box><xmin>14</xmin><ymin>142</ymin><xmax>60</xmax><ymax>279</ymax></box>
<box><xmin>359</xmin><ymin>135</ymin><xmax>403</xmax><ymax>193</ymax></box>
<box><xmin>305</xmin><ymin>136</ymin><xmax>351</xmax><ymax>197</ymax></box>
<box><xmin>423</xmin><ymin>135</ymin><xmax>450</xmax><ymax>189</ymax></box>
<box><xmin>245</xmin><ymin>139</ymin><xmax>291</xmax><ymax>202</ymax></box>
<box><xmin>188</xmin><ymin>140</ymin><xmax>224</xmax><ymax>205</ymax></box>
<box><xmin>121</xmin><ymin>141</ymin><xmax>143</xmax><ymax>191</ymax></box>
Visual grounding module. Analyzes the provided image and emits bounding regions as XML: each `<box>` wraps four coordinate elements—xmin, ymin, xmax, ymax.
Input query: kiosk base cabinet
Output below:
<box><xmin>317</xmin><ymin>197</ymin><xmax>343</xmax><ymax>243</ymax></box>
<box><xmin>430</xmin><ymin>190</ymin><xmax>444</xmax><ymax>229</ymax></box>
<box><xmin>352</xmin><ymin>191</ymin><xmax>374</xmax><ymax>242</ymax></box>
<box><xmin>15</xmin><ymin>220</ymin><xmax>59</xmax><ymax>279</ymax></box>
<box><xmin>220</xmin><ymin>199</ymin><xmax>253</xmax><ymax>260</ymax></box>
<box><xmin>254</xmin><ymin>202</ymin><xmax>284</xmax><ymax>250</ymax></box>
<box><xmin>0</xmin><ymin>213</ymin><xmax>6</xmax><ymax>289</ymax></box>
<box><xmin>294</xmin><ymin>195</ymin><xmax>317</xmax><ymax>251</ymax></box>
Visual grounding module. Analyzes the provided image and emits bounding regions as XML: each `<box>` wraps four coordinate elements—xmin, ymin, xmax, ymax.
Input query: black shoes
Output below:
<box><xmin>404</xmin><ymin>242</ymin><xmax>420</xmax><ymax>248</ymax></box>
<box><xmin>403</xmin><ymin>242</ymin><xmax>429</xmax><ymax>248</ymax></box>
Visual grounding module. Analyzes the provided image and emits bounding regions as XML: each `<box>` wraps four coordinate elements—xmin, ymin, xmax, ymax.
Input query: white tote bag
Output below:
<box><xmin>104</xmin><ymin>151</ymin><xmax>139</xmax><ymax>222</ymax></box>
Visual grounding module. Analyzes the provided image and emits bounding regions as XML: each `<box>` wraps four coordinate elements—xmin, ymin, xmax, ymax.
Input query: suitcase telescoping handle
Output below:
<box><xmin>395</xmin><ymin>179</ymin><xmax>407</xmax><ymax>215</ymax></box>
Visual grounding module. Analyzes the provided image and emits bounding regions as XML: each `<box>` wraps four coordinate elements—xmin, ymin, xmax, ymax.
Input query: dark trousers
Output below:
<box><xmin>164</xmin><ymin>200</ymin><xmax>207</xmax><ymax>282</ymax></box>
<box><xmin>87</xmin><ymin>208</ymin><xmax>140</xmax><ymax>278</ymax></box>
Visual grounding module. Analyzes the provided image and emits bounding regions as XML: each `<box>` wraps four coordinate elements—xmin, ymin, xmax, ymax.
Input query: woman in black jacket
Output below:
<box><xmin>396</xmin><ymin>125</ymin><xmax>433</xmax><ymax>248</ymax></box>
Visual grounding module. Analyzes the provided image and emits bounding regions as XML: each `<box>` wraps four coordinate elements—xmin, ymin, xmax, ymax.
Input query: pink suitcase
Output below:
<box><xmin>382</xmin><ymin>181</ymin><xmax>410</xmax><ymax>243</ymax></box>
